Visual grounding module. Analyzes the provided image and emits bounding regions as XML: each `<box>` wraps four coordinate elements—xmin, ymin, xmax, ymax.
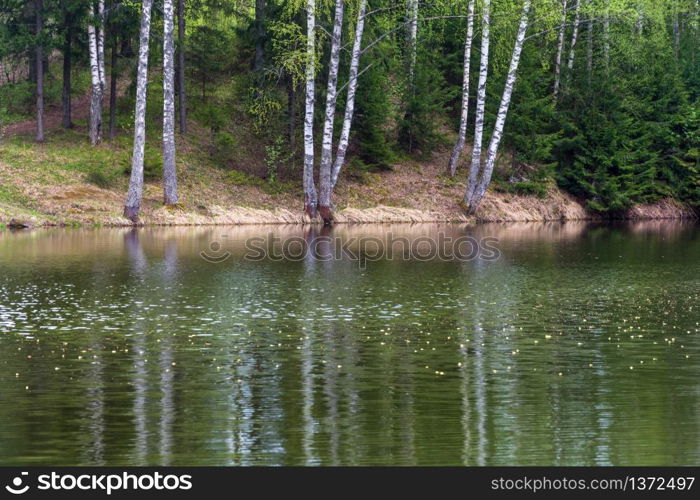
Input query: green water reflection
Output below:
<box><xmin>0</xmin><ymin>221</ymin><xmax>698</xmax><ymax>465</ymax></box>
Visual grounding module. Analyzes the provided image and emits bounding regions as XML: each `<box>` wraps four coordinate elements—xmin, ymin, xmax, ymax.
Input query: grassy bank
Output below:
<box><xmin>0</xmin><ymin>121</ymin><xmax>696</xmax><ymax>228</ymax></box>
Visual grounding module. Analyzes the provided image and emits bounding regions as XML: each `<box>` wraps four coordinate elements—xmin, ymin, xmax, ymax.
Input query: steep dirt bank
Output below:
<box><xmin>1</xmin><ymin>173</ymin><xmax>694</xmax><ymax>228</ymax></box>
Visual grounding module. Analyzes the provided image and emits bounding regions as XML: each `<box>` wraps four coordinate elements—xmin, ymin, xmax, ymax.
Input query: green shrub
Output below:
<box><xmin>343</xmin><ymin>158</ymin><xmax>377</xmax><ymax>184</ymax></box>
<box><xmin>493</xmin><ymin>179</ymin><xmax>549</xmax><ymax>198</ymax></box>
<box><xmin>193</xmin><ymin>102</ymin><xmax>228</xmax><ymax>132</ymax></box>
<box><xmin>212</xmin><ymin>131</ymin><xmax>238</xmax><ymax>166</ymax></box>
<box><xmin>216</xmin><ymin>131</ymin><xmax>237</xmax><ymax>151</ymax></box>
<box><xmin>264</xmin><ymin>135</ymin><xmax>289</xmax><ymax>184</ymax></box>
<box><xmin>510</xmin><ymin>181</ymin><xmax>549</xmax><ymax>198</ymax></box>
<box><xmin>353</xmin><ymin>65</ymin><xmax>396</xmax><ymax>169</ymax></box>
<box><xmin>0</xmin><ymin>81</ymin><xmax>34</xmax><ymax>118</ymax></box>
<box><xmin>86</xmin><ymin>169</ymin><xmax>117</xmax><ymax>189</ymax></box>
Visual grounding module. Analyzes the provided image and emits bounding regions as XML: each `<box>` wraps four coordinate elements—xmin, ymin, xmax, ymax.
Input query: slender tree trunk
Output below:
<box><xmin>254</xmin><ymin>0</ymin><xmax>266</xmax><ymax>73</ymax></box>
<box><xmin>673</xmin><ymin>11</ymin><xmax>680</xmax><ymax>58</ymax></box>
<box><xmin>603</xmin><ymin>2</ymin><xmax>610</xmax><ymax>71</ymax></box>
<box><xmin>303</xmin><ymin>0</ymin><xmax>318</xmax><ymax>217</ymax></box>
<box><xmin>447</xmin><ymin>0</ymin><xmax>476</xmax><ymax>176</ymax></box>
<box><xmin>177</xmin><ymin>0</ymin><xmax>187</xmax><ymax>134</ymax></box>
<box><xmin>636</xmin><ymin>11</ymin><xmax>644</xmax><ymax>35</ymax></box>
<box><xmin>587</xmin><ymin>0</ymin><xmax>593</xmax><ymax>87</ymax></box>
<box><xmin>124</xmin><ymin>0</ymin><xmax>154</xmax><ymax>222</ymax></box>
<box><xmin>88</xmin><ymin>4</ymin><xmax>103</xmax><ymax>145</ymax></box>
<box><xmin>62</xmin><ymin>25</ymin><xmax>73</xmax><ymax>128</ymax></box>
<box><xmin>466</xmin><ymin>0</ymin><xmax>491</xmax><ymax>205</ymax></box>
<box><xmin>288</xmin><ymin>78</ymin><xmax>297</xmax><ymax>153</ymax></box>
<box><xmin>553</xmin><ymin>0</ymin><xmax>568</xmax><ymax>100</ymax></box>
<box><xmin>163</xmin><ymin>0</ymin><xmax>178</xmax><ymax>206</ymax></box>
<box><xmin>29</xmin><ymin>53</ymin><xmax>36</xmax><ymax>85</ymax></box>
<box><xmin>97</xmin><ymin>0</ymin><xmax>106</xmax><ymax>91</ymax></box>
<box><xmin>317</xmin><ymin>0</ymin><xmax>344</xmax><ymax>224</ymax></box>
<box><xmin>331</xmin><ymin>0</ymin><xmax>368</xmax><ymax>188</ymax></box>
<box><xmin>109</xmin><ymin>36</ymin><xmax>118</xmax><ymax>139</ymax></box>
<box><xmin>693</xmin><ymin>0</ymin><xmax>699</xmax><ymax>68</ymax></box>
<box><xmin>35</xmin><ymin>0</ymin><xmax>44</xmax><ymax>143</ymax></box>
<box><xmin>407</xmin><ymin>0</ymin><xmax>418</xmax><ymax>87</ymax></box>
<box><xmin>468</xmin><ymin>0</ymin><xmax>531</xmax><ymax>214</ymax></box>
<box><xmin>567</xmin><ymin>0</ymin><xmax>581</xmax><ymax>71</ymax></box>
<box><xmin>25</xmin><ymin>1</ymin><xmax>35</xmax><ymax>84</ymax></box>
<box><xmin>564</xmin><ymin>0</ymin><xmax>581</xmax><ymax>91</ymax></box>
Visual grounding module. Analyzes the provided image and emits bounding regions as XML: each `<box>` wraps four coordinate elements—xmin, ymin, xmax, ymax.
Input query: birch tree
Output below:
<box><xmin>407</xmin><ymin>0</ymin><xmax>418</xmax><ymax>86</ymax></box>
<box><xmin>466</xmin><ymin>0</ymin><xmax>491</xmax><ymax>204</ymax></box>
<box><xmin>303</xmin><ymin>0</ymin><xmax>318</xmax><ymax>217</ymax></box>
<box><xmin>317</xmin><ymin>0</ymin><xmax>344</xmax><ymax>224</ymax></box>
<box><xmin>565</xmin><ymin>0</ymin><xmax>581</xmax><ymax>76</ymax></box>
<box><xmin>466</xmin><ymin>0</ymin><xmax>532</xmax><ymax>213</ymax></box>
<box><xmin>673</xmin><ymin>6</ymin><xmax>680</xmax><ymax>57</ymax></box>
<box><xmin>603</xmin><ymin>3</ymin><xmax>610</xmax><ymax>69</ymax></box>
<box><xmin>163</xmin><ymin>0</ymin><xmax>178</xmax><ymax>206</ymax></box>
<box><xmin>87</xmin><ymin>1</ymin><xmax>106</xmax><ymax>145</ymax></box>
<box><xmin>124</xmin><ymin>0</ymin><xmax>154</xmax><ymax>222</ymax></box>
<box><xmin>553</xmin><ymin>0</ymin><xmax>568</xmax><ymax>99</ymax></box>
<box><xmin>97</xmin><ymin>0</ymin><xmax>105</xmax><ymax>90</ymax></box>
<box><xmin>331</xmin><ymin>0</ymin><xmax>368</xmax><ymax>188</ymax></box>
<box><xmin>35</xmin><ymin>0</ymin><xmax>44</xmax><ymax>143</ymax></box>
<box><xmin>447</xmin><ymin>0</ymin><xmax>475</xmax><ymax>176</ymax></box>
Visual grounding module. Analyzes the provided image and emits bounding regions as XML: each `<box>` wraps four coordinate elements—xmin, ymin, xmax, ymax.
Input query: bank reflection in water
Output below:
<box><xmin>0</xmin><ymin>221</ymin><xmax>698</xmax><ymax>465</ymax></box>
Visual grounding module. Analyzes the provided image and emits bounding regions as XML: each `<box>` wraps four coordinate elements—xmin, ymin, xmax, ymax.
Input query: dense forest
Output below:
<box><xmin>0</xmin><ymin>0</ymin><xmax>698</xmax><ymax>224</ymax></box>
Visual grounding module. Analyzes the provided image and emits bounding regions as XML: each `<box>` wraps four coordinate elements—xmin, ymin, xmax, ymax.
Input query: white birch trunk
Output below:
<box><xmin>87</xmin><ymin>3</ymin><xmax>102</xmax><ymax>145</ymax></box>
<box><xmin>566</xmin><ymin>0</ymin><xmax>581</xmax><ymax>74</ymax></box>
<box><xmin>407</xmin><ymin>0</ymin><xmax>418</xmax><ymax>87</ymax></box>
<box><xmin>553</xmin><ymin>0</ymin><xmax>568</xmax><ymax>100</ymax></box>
<box><xmin>636</xmin><ymin>10</ymin><xmax>644</xmax><ymax>35</ymax></box>
<box><xmin>468</xmin><ymin>0</ymin><xmax>531</xmax><ymax>213</ymax></box>
<box><xmin>331</xmin><ymin>0</ymin><xmax>368</xmax><ymax>188</ymax></box>
<box><xmin>97</xmin><ymin>0</ymin><xmax>105</xmax><ymax>90</ymax></box>
<box><xmin>317</xmin><ymin>0</ymin><xmax>345</xmax><ymax>223</ymax></box>
<box><xmin>303</xmin><ymin>0</ymin><xmax>318</xmax><ymax>217</ymax></box>
<box><xmin>603</xmin><ymin>0</ymin><xmax>610</xmax><ymax>70</ymax></box>
<box><xmin>465</xmin><ymin>0</ymin><xmax>491</xmax><ymax>205</ymax></box>
<box><xmin>124</xmin><ymin>0</ymin><xmax>154</xmax><ymax>222</ymax></box>
<box><xmin>447</xmin><ymin>0</ymin><xmax>476</xmax><ymax>176</ymax></box>
<box><xmin>587</xmin><ymin>0</ymin><xmax>593</xmax><ymax>87</ymax></box>
<box><xmin>163</xmin><ymin>0</ymin><xmax>178</xmax><ymax>205</ymax></box>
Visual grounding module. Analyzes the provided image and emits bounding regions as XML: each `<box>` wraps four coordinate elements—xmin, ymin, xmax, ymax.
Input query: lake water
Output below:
<box><xmin>0</xmin><ymin>222</ymin><xmax>698</xmax><ymax>466</ymax></box>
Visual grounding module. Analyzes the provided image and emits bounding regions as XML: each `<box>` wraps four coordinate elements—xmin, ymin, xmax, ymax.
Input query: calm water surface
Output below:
<box><xmin>0</xmin><ymin>222</ymin><xmax>698</xmax><ymax>466</ymax></box>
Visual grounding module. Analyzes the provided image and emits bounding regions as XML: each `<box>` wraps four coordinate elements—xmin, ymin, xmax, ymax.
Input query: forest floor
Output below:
<box><xmin>0</xmin><ymin>95</ymin><xmax>696</xmax><ymax>228</ymax></box>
